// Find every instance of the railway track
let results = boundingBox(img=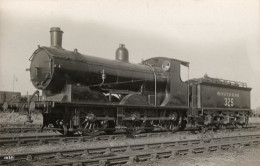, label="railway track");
[0,123,41,128]
[1,123,259,134]
[0,133,126,147]
[0,131,184,147]
[1,126,260,147]
[0,127,54,134]
[1,133,259,165]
